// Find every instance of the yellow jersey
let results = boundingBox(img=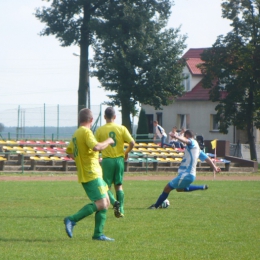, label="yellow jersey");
[66,126,102,183]
[95,123,133,158]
